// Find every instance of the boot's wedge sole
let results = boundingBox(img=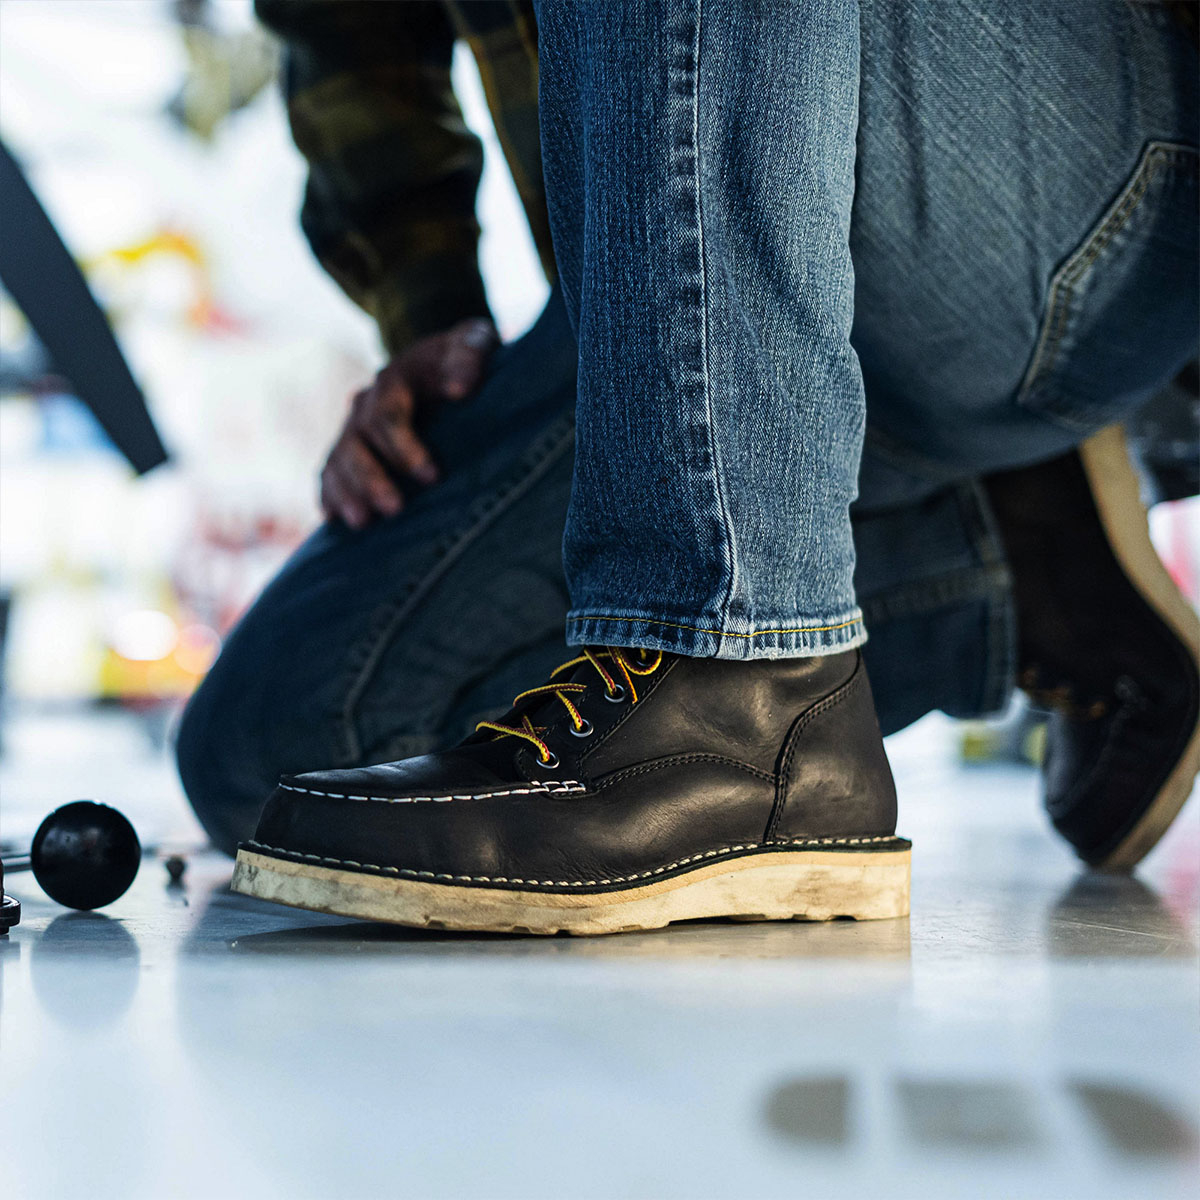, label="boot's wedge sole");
[1081,426,1200,869]
[232,843,911,936]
